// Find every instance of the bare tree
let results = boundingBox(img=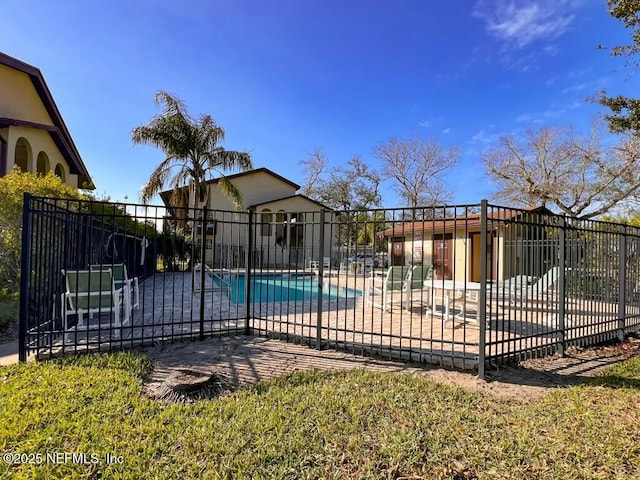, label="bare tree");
[300,148,326,197]
[310,156,381,211]
[300,152,382,249]
[483,124,640,218]
[374,135,459,208]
